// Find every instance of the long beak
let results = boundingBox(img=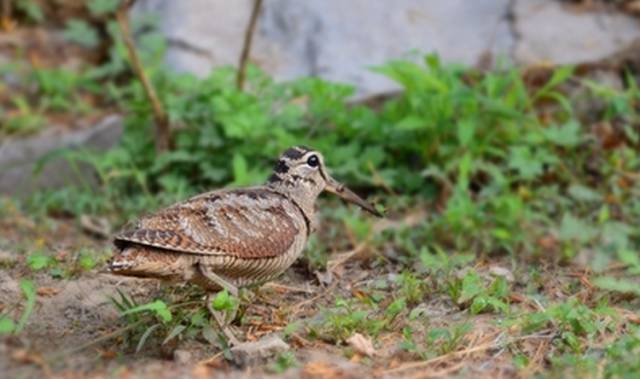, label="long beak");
[324,174,383,217]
